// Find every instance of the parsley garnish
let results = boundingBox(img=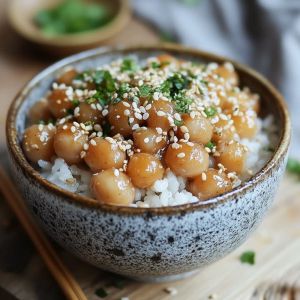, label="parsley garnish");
[121,58,138,72]
[204,106,217,117]
[151,61,161,69]
[72,99,80,106]
[95,287,108,298]
[102,122,111,137]
[287,158,300,175]
[173,93,193,113]
[240,251,255,265]
[205,141,215,150]
[139,84,153,98]
[174,119,183,126]
[86,91,107,106]
[160,73,191,98]
[92,70,115,92]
